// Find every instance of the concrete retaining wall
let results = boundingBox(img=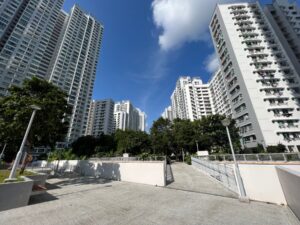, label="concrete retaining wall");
[0,177,33,211]
[238,164,287,205]
[34,160,166,186]
[238,164,300,205]
[276,166,300,220]
[191,157,300,205]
